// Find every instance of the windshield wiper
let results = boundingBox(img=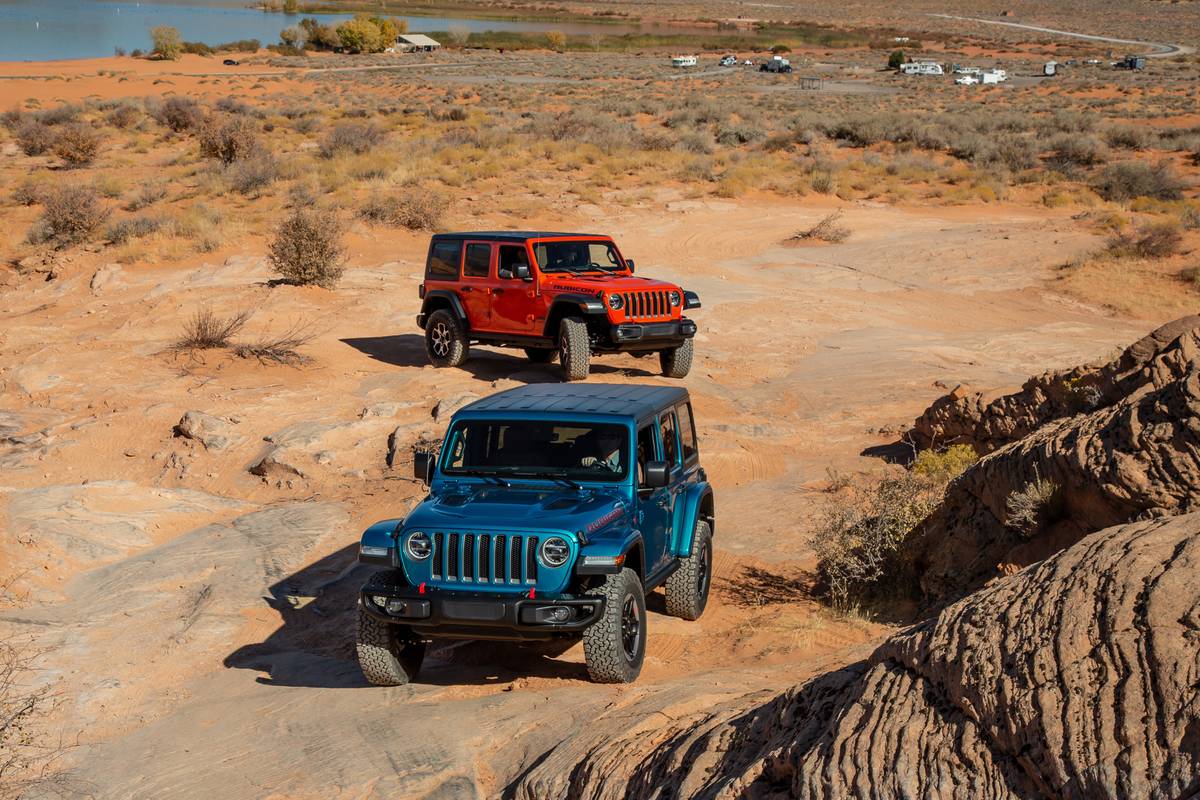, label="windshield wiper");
[511,471,582,490]
[456,469,511,487]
